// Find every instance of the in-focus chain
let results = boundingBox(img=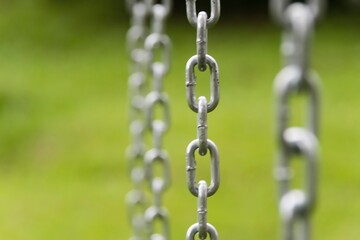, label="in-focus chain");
[126,1,172,239]
[270,0,326,240]
[184,1,221,239]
